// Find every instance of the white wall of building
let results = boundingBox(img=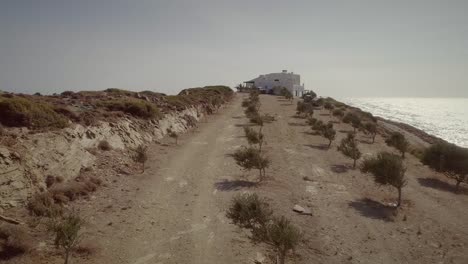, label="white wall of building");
[246,70,305,97]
